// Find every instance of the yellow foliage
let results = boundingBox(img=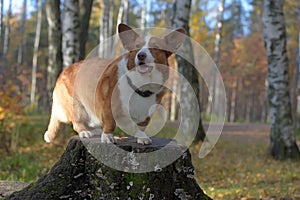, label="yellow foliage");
[0,74,27,153]
[0,112,5,120]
